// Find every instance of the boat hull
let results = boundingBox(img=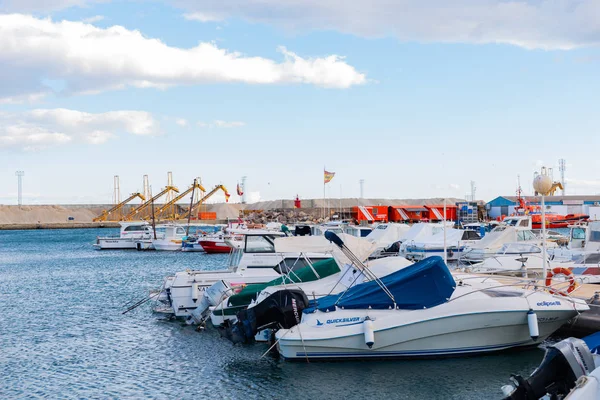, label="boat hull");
[200,240,231,253]
[94,238,138,250]
[276,294,586,360]
[153,239,182,251]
